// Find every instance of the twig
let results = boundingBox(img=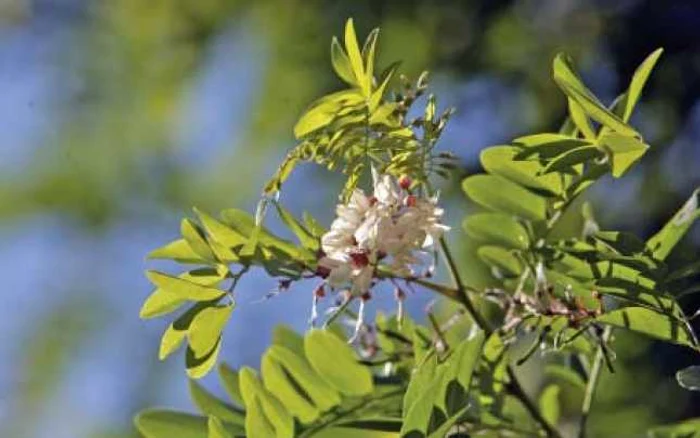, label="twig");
[578,326,612,438]
[438,237,563,438]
